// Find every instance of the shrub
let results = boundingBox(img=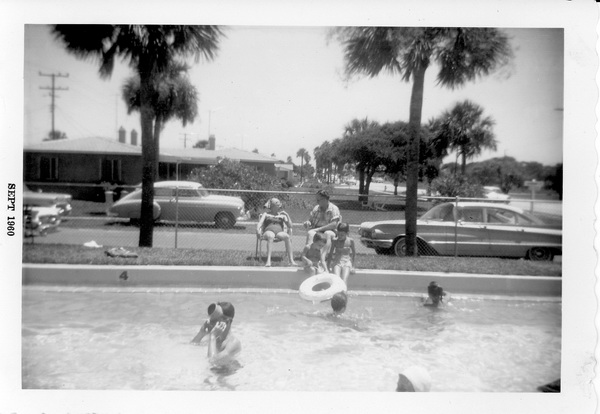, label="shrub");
[188,159,289,211]
[431,175,484,199]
